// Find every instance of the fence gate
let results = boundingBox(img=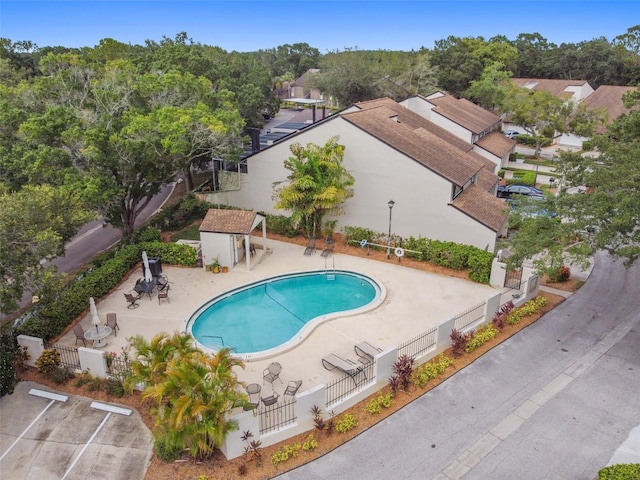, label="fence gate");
[504,269,523,289]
